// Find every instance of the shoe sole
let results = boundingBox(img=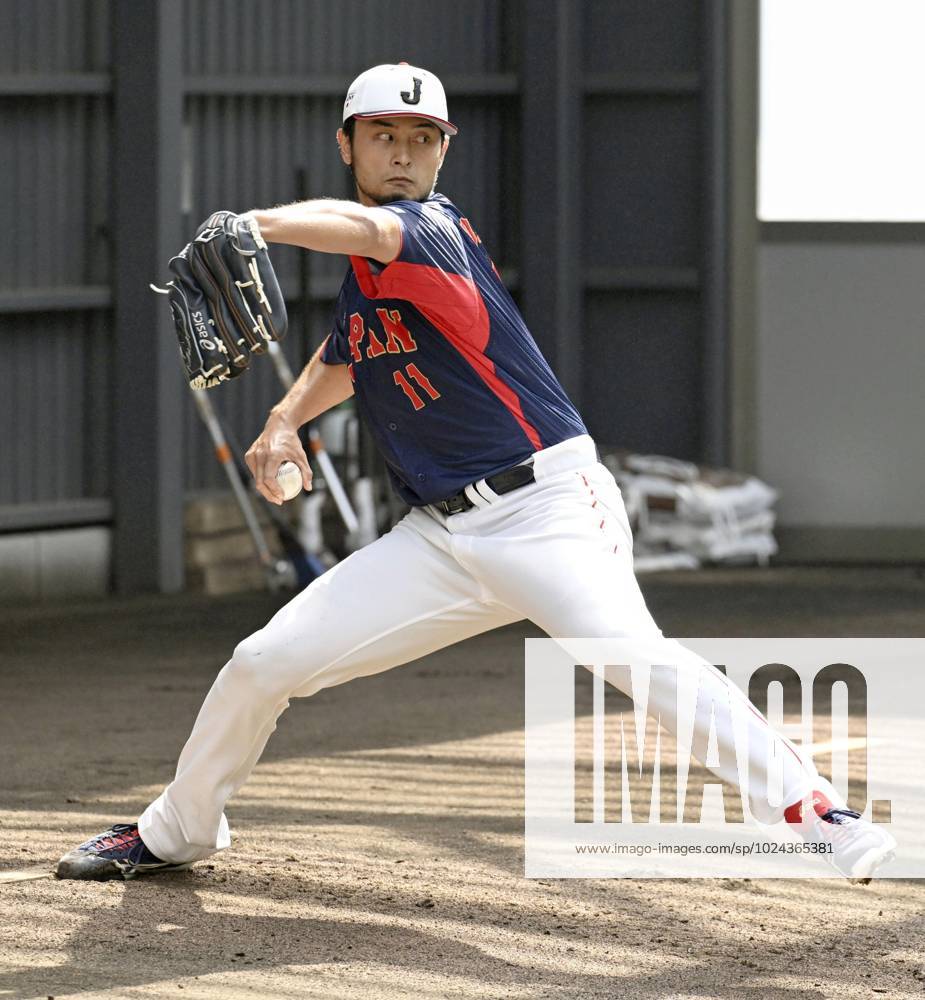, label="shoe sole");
[56,853,194,882]
[848,844,896,885]
[121,862,193,880]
